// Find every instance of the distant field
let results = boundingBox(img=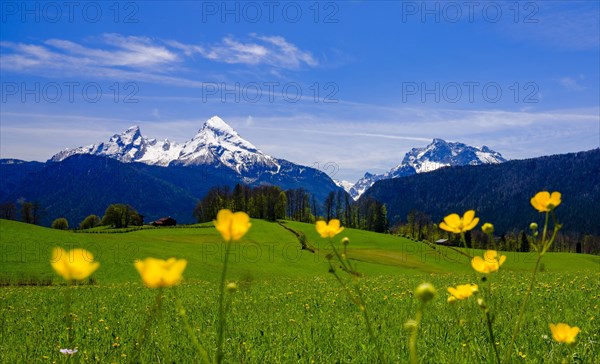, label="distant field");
[1,219,599,363]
